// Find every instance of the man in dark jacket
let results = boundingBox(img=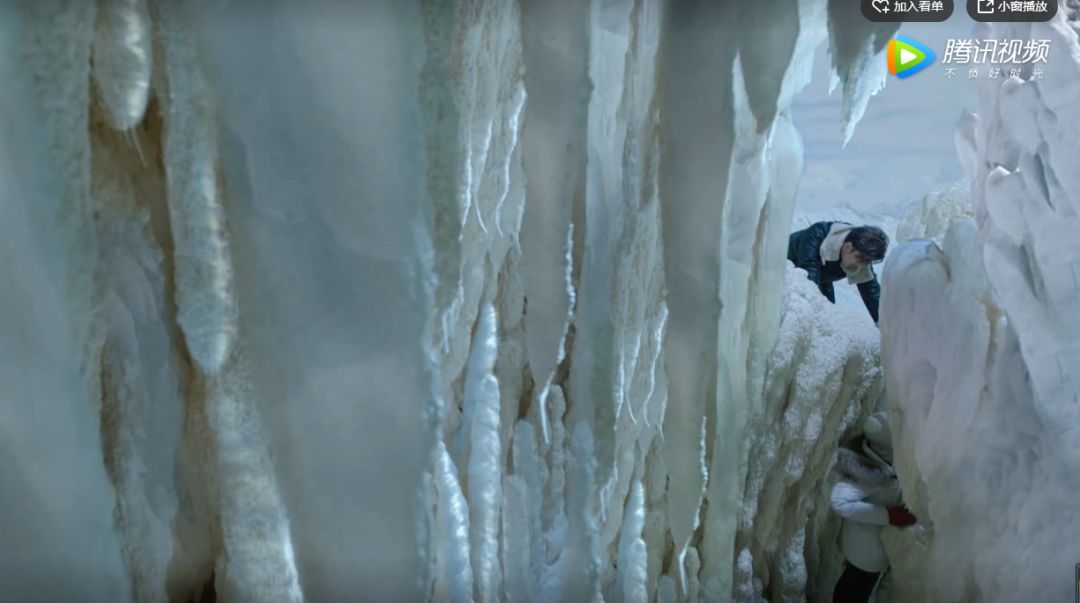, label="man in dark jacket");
[787,222,888,323]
